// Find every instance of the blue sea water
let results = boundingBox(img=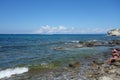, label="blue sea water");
[0,34,120,79]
